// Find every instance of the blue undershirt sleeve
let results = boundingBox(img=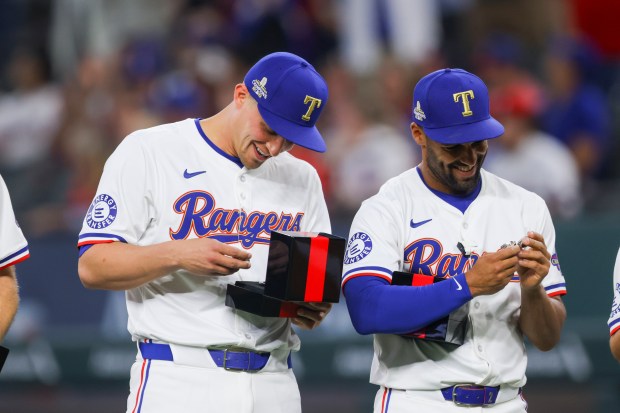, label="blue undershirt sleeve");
[343,273,473,335]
